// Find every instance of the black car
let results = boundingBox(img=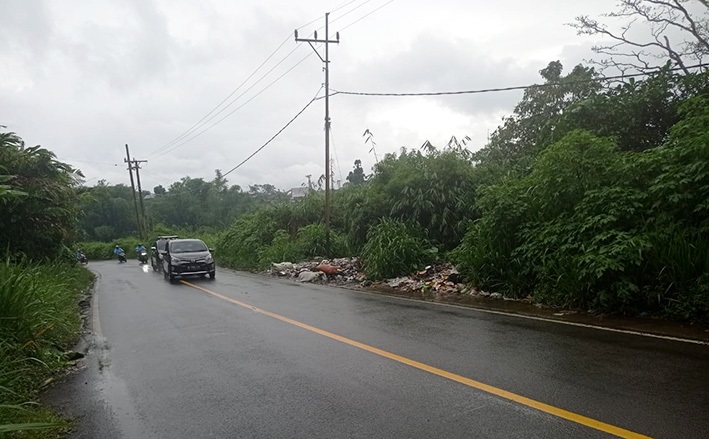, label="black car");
[161,238,215,282]
[151,235,179,272]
